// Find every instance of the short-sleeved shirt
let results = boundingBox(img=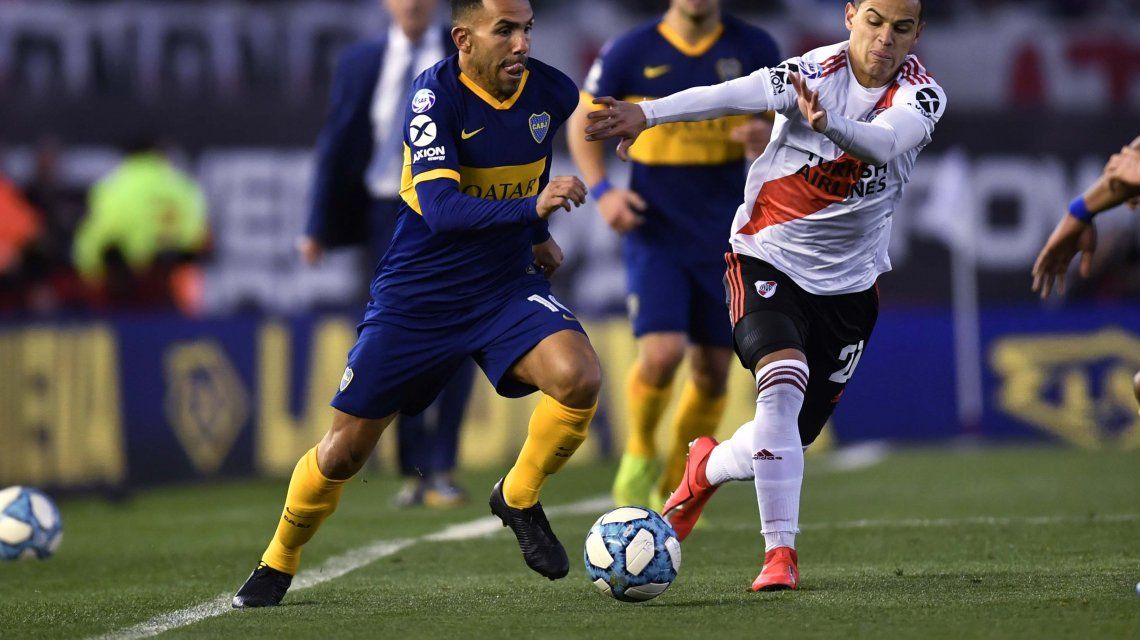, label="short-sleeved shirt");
[365,55,579,327]
[582,15,780,260]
